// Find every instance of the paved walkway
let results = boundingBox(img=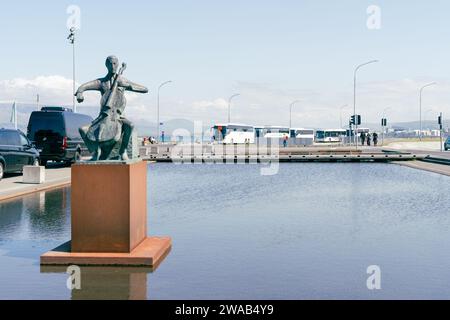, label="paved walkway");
[393,161,450,177]
[0,167,71,202]
[386,141,443,152]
